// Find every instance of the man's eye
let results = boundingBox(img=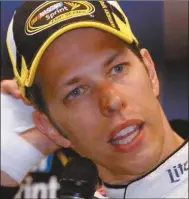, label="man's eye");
[66,87,85,100]
[110,64,126,75]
